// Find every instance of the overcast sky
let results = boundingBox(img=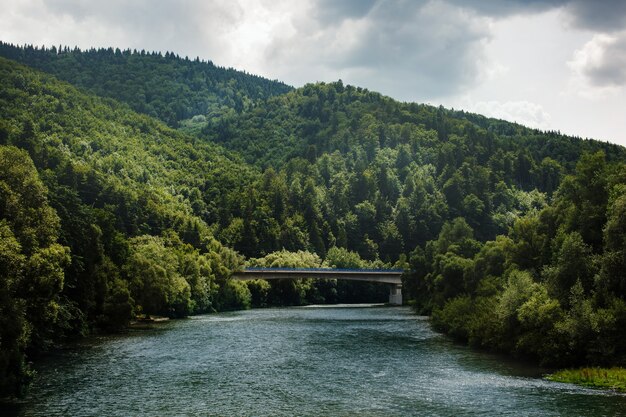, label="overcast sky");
[2,0,626,145]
